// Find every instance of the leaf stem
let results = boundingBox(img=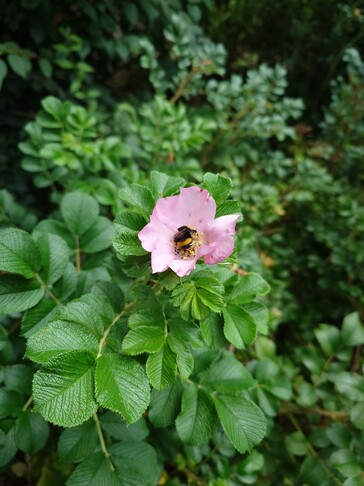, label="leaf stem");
[22,395,33,412]
[93,413,114,472]
[97,301,136,358]
[75,236,81,273]
[34,273,62,305]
